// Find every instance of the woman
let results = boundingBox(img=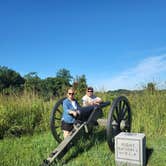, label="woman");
[61,87,80,138]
